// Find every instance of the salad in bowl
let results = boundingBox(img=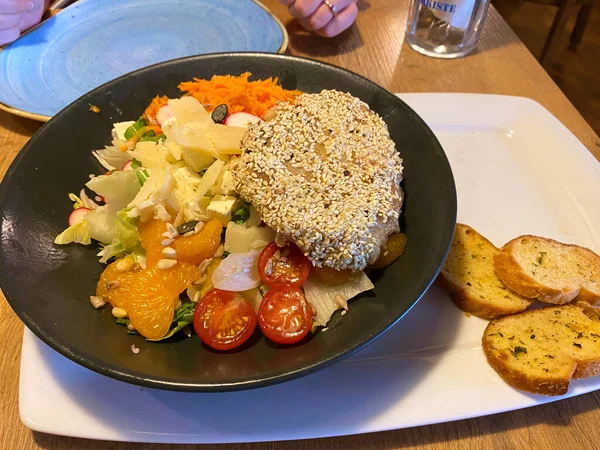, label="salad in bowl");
[55,72,406,351]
